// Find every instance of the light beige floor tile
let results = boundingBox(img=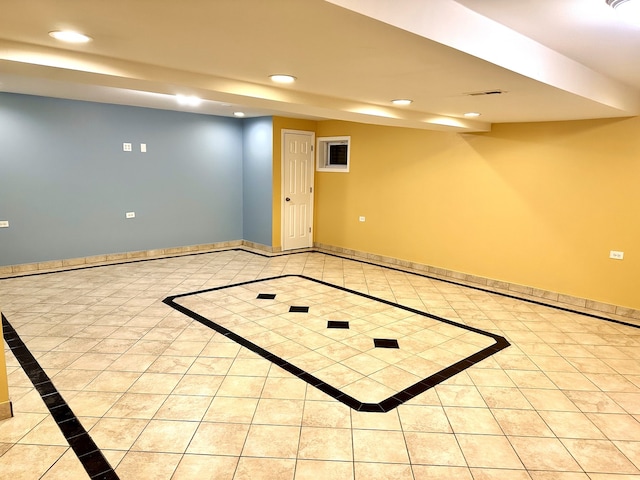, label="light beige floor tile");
[492,409,555,437]
[216,375,267,398]
[470,468,532,480]
[63,392,122,417]
[234,457,295,480]
[609,393,640,415]
[302,400,351,428]
[506,371,558,389]
[412,465,472,480]
[39,448,89,480]
[115,451,182,480]
[350,410,401,430]
[252,399,304,426]
[444,406,503,434]
[0,412,47,443]
[539,411,605,439]
[564,390,626,413]
[614,440,640,469]
[84,370,141,392]
[354,462,414,480]
[398,404,452,433]
[457,434,522,469]
[187,422,250,456]
[127,372,182,394]
[294,460,354,480]
[260,376,307,399]
[528,473,589,480]
[405,431,466,466]
[586,413,640,441]
[508,436,581,471]
[89,417,149,450]
[172,374,224,396]
[203,396,258,423]
[146,355,196,374]
[154,395,212,421]
[17,416,68,446]
[242,424,300,458]
[561,438,640,474]
[187,357,234,376]
[436,385,487,407]
[131,419,198,453]
[520,389,579,412]
[171,454,238,480]
[468,368,517,387]
[104,353,157,372]
[0,444,67,479]
[352,429,410,463]
[298,426,352,461]
[104,392,167,419]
